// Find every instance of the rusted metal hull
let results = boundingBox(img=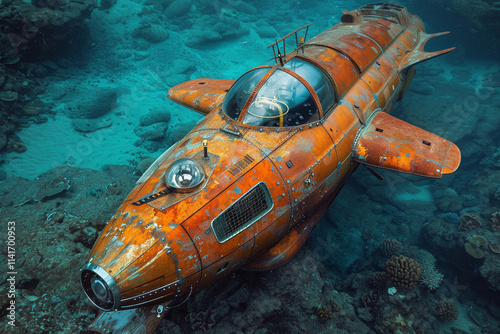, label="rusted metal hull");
[83,3,460,333]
